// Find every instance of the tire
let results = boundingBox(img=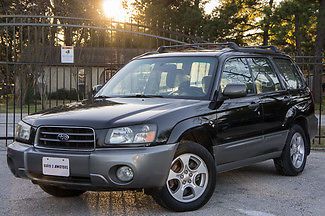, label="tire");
[39,184,86,197]
[274,124,307,176]
[152,142,216,212]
